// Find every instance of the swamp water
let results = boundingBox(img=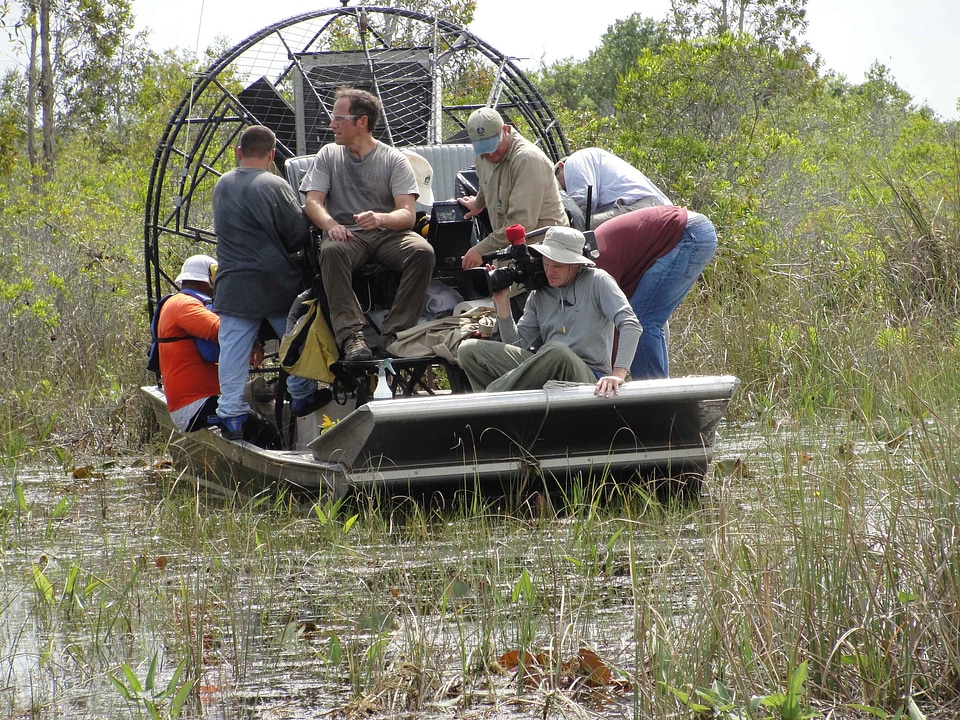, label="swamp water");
[2,415,958,719]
